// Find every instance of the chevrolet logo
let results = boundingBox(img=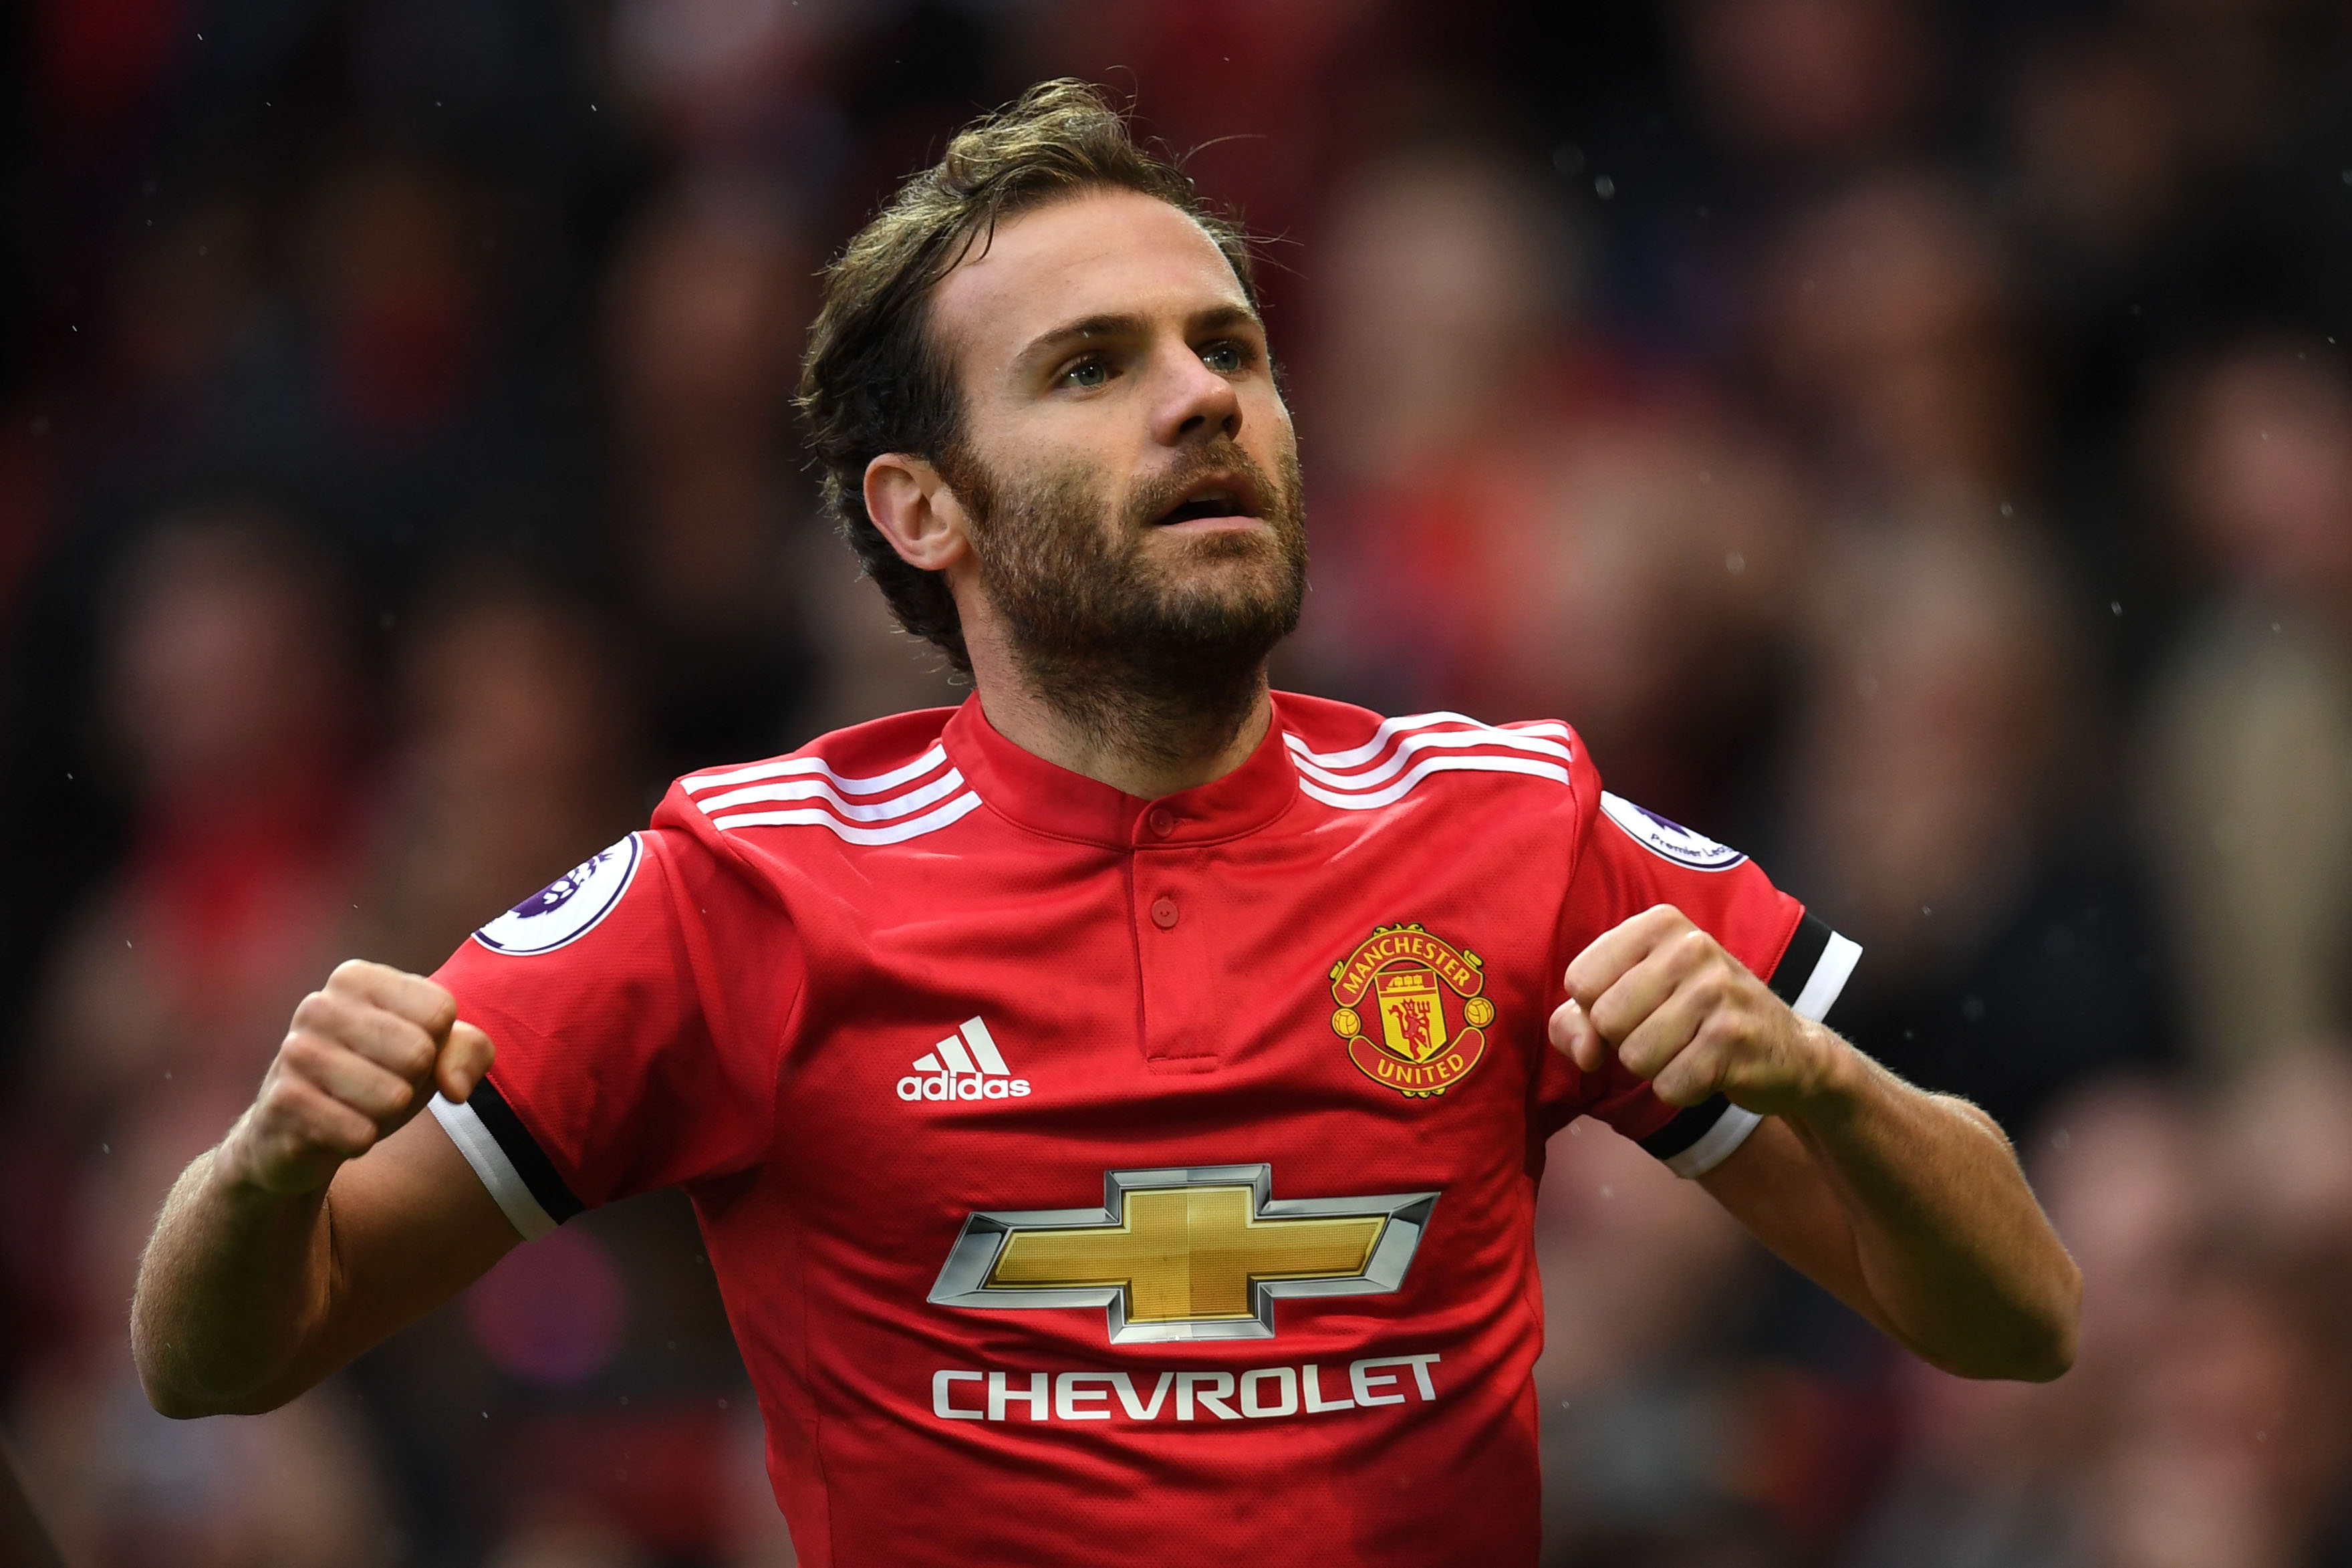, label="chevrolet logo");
[928,1165,1439,1343]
